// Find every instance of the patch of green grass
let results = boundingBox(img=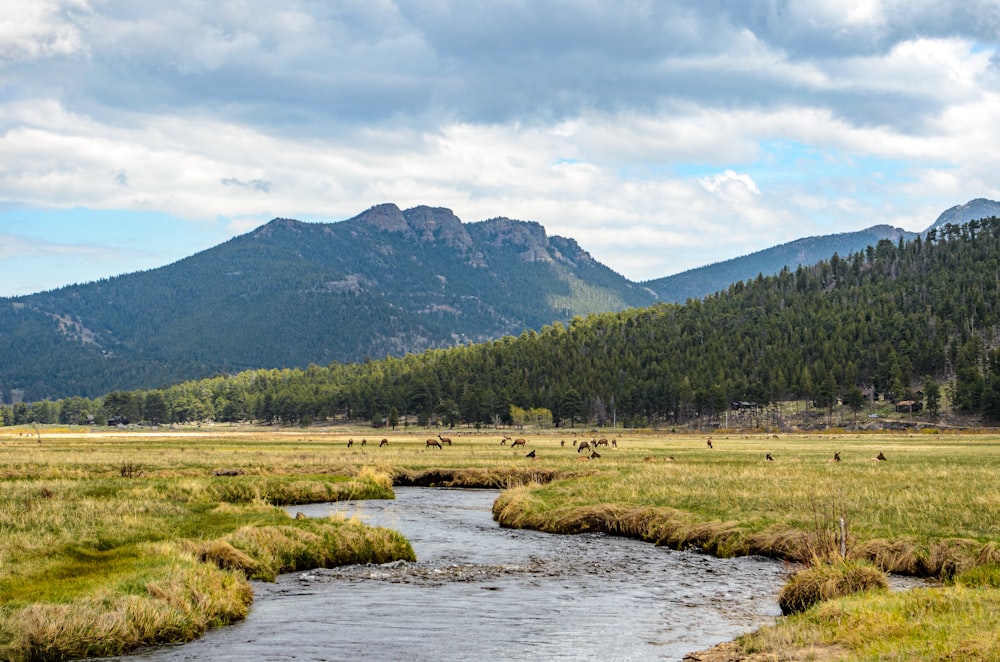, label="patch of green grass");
[738,584,1000,660]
